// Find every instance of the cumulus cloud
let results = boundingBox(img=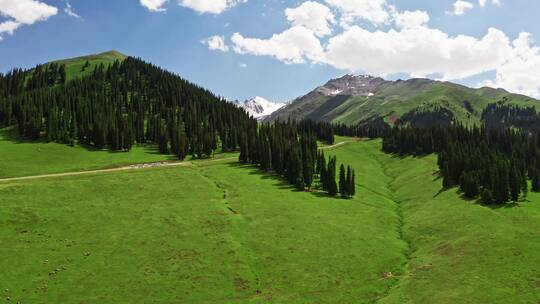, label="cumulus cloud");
[325,0,389,26]
[323,27,511,79]
[179,0,247,14]
[211,0,537,97]
[450,1,475,15]
[285,1,335,37]
[139,0,167,12]
[393,10,429,29]
[0,0,58,39]
[480,33,540,97]
[231,26,323,64]
[202,35,229,52]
